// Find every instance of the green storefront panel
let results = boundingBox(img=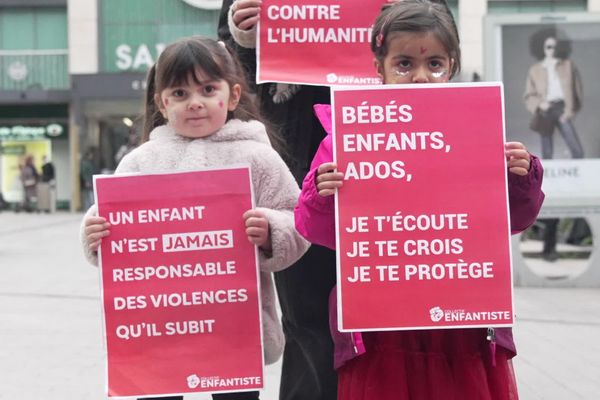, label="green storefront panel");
[0,8,68,90]
[100,0,220,72]
[0,8,67,50]
[36,10,68,50]
[1,10,35,50]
